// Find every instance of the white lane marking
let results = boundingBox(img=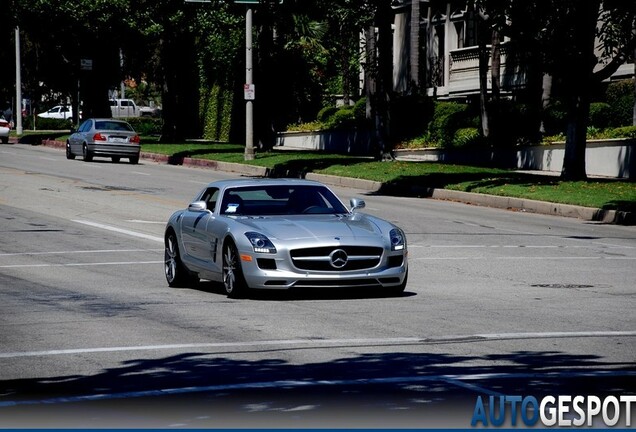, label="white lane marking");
[410,256,636,261]
[189,180,209,185]
[0,261,162,269]
[1,331,634,359]
[126,219,165,224]
[409,244,633,249]
[131,171,150,176]
[0,248,162,257]
[72,220,163,243]
[1,370,634,408]
[38,156,57,161]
